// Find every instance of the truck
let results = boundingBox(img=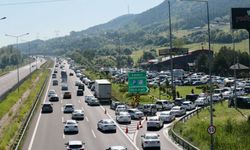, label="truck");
[94,79,111,103]
[61,69,67,83]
